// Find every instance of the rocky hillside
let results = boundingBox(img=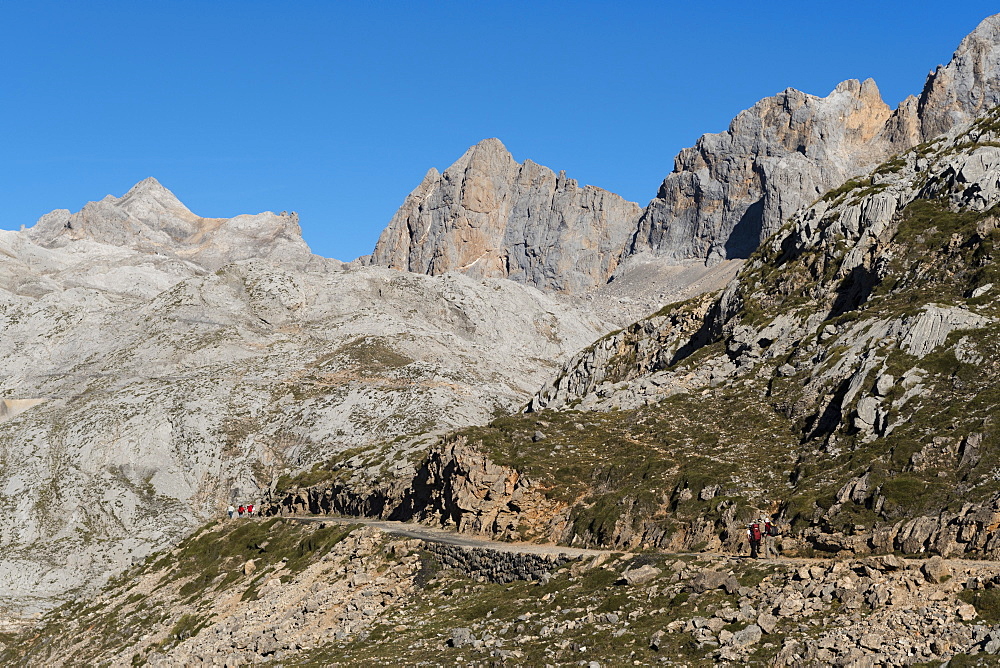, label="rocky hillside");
[522,104,1000,556]
[0,181,611,617]
[7,516,1000,666]
[371,14,1000,294]
[272,102,1000,567]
